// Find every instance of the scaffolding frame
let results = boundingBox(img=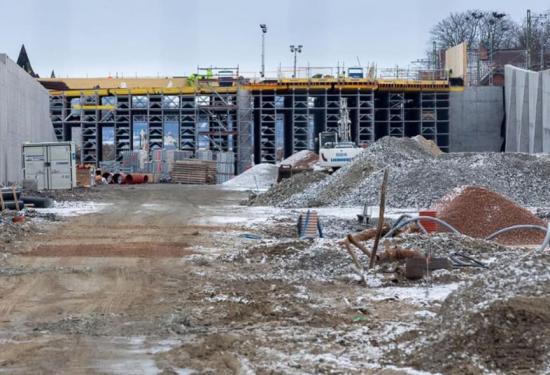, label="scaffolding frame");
[48,82,451,169]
